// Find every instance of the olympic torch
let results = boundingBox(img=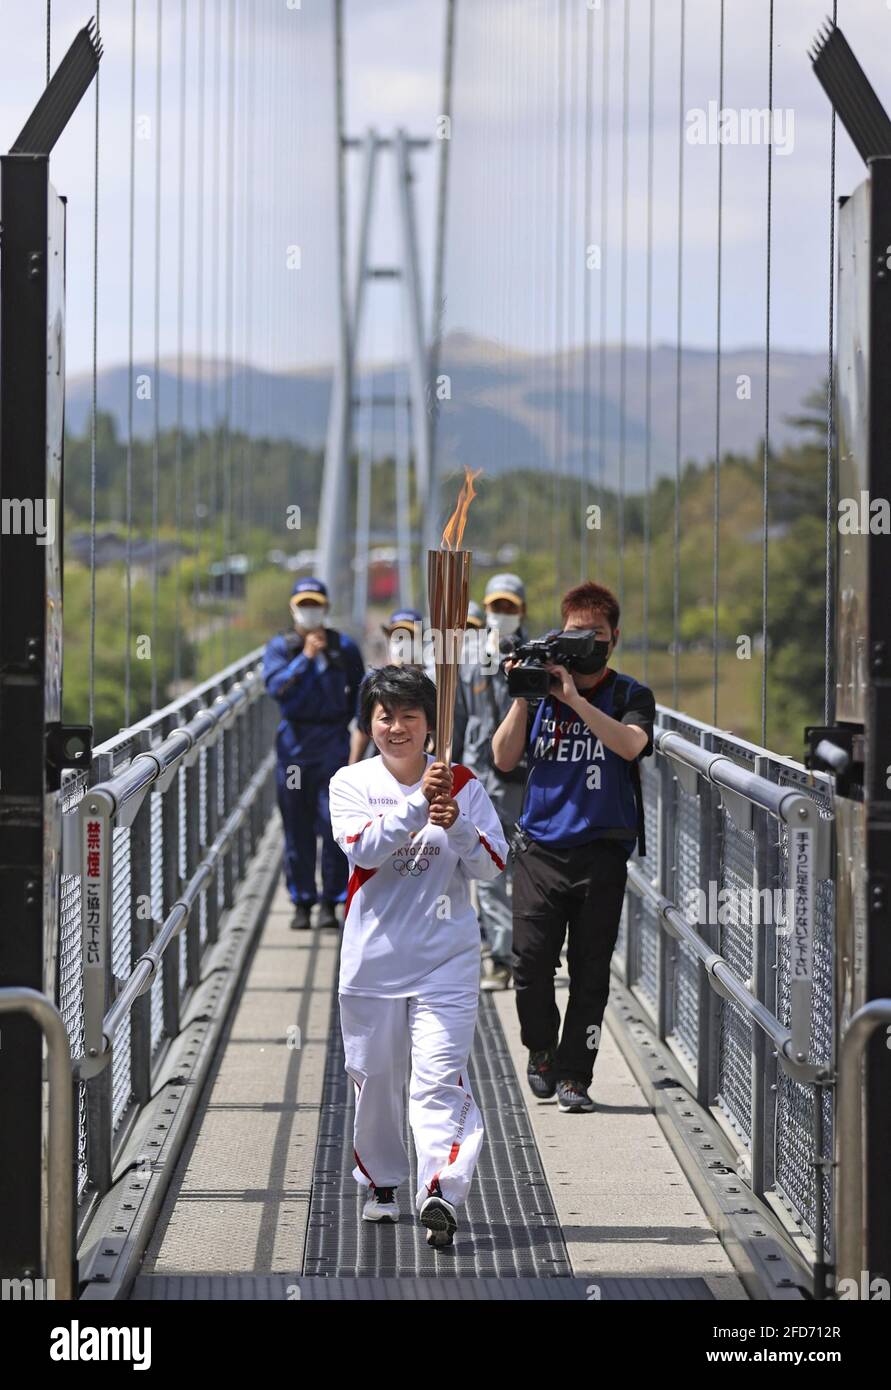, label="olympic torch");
[426,467,481,766]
